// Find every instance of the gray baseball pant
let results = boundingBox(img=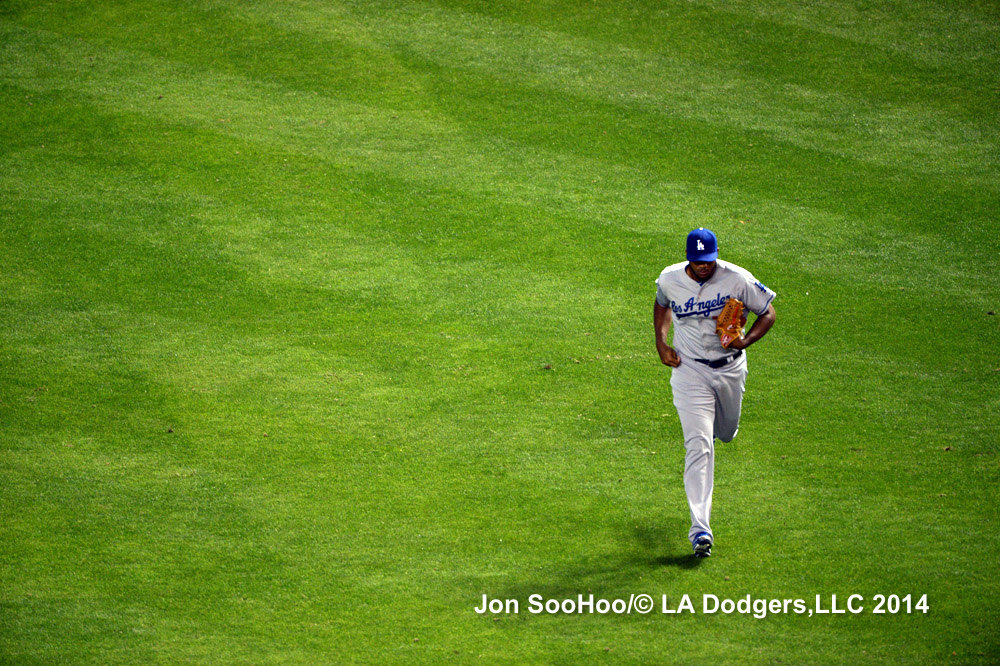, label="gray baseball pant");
[670,352,748,544]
